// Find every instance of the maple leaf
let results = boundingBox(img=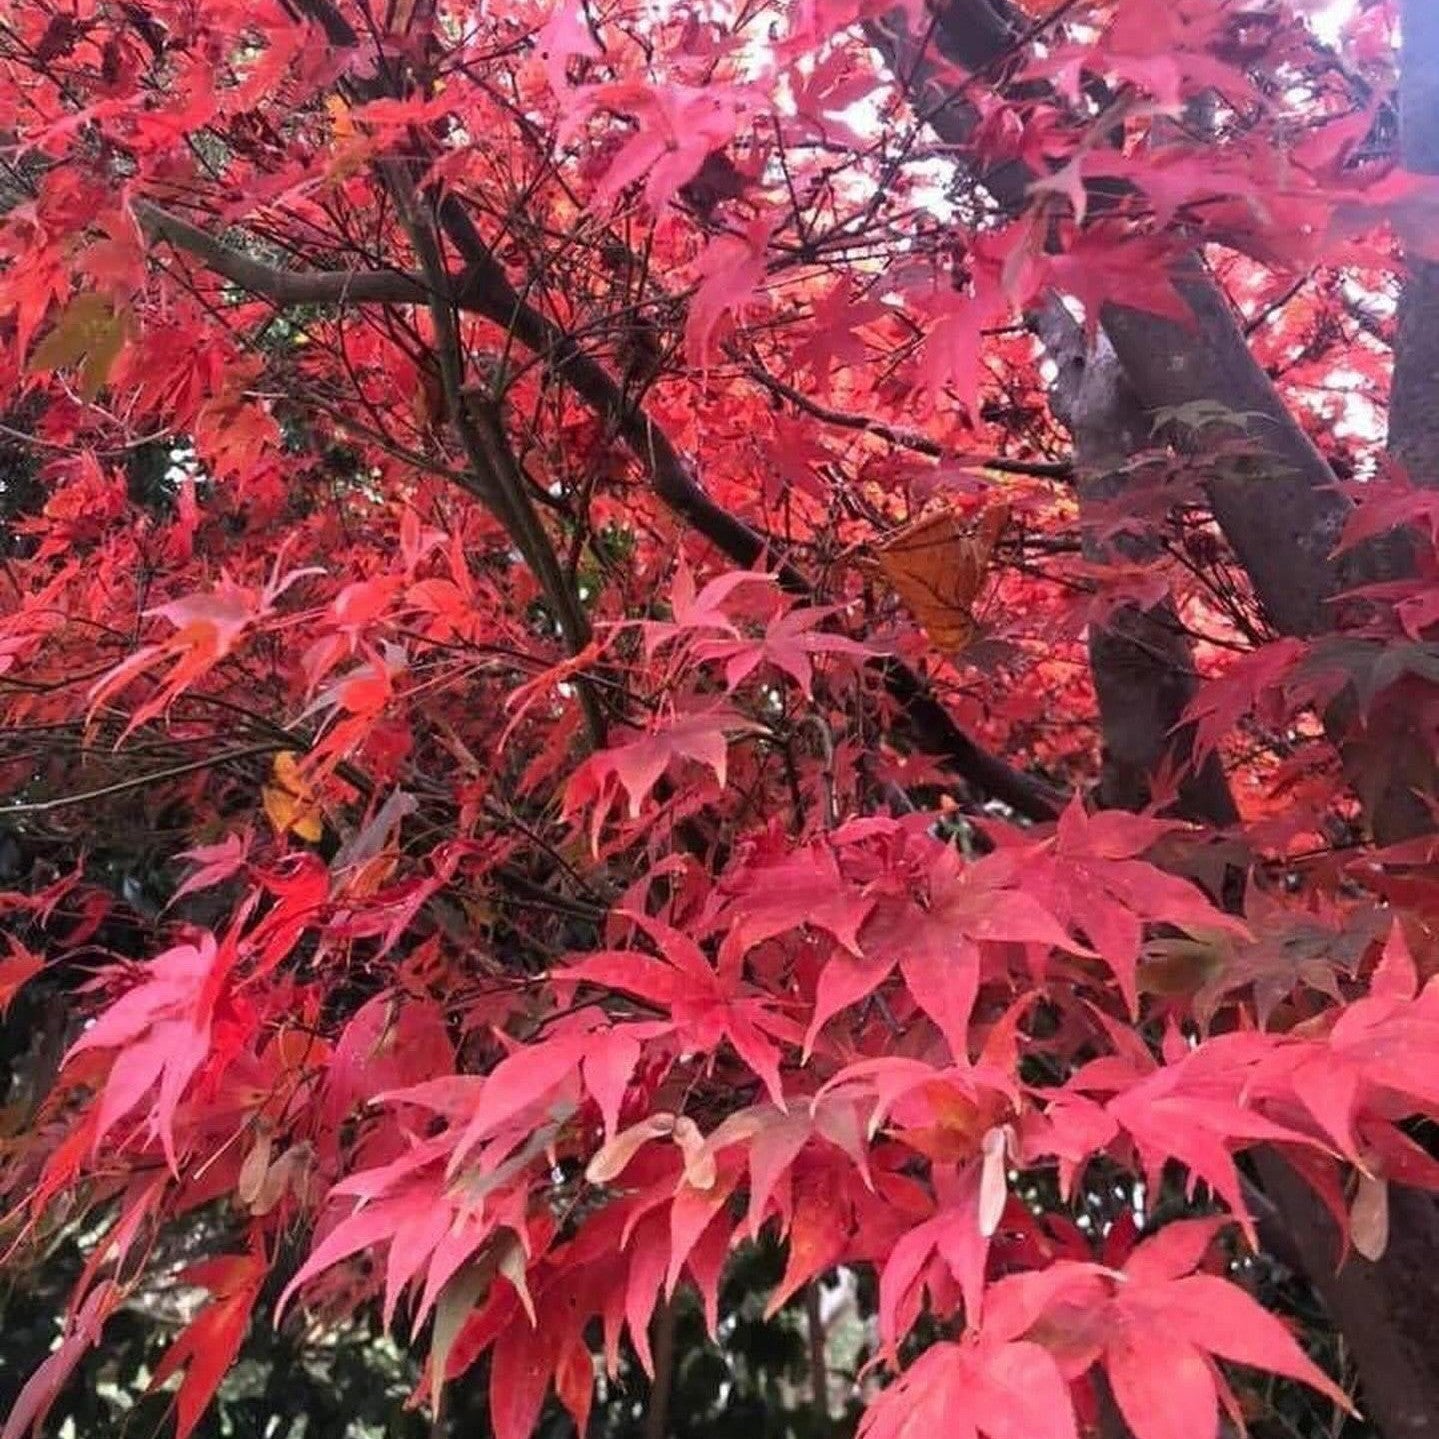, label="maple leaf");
[487,1303,562,1439]
[570,78,755,213]
[876,1161,994,1345]
[1097,1034,1328,1237]
[88,547,320,737]
[151,1249,267,1439]
[685,217,775,365]
[762,414,833,503]
[991,799,1249,1014]
[26,290,134,399]
[447,1029,596,1172]
[871,504,1010,654]
[640,563,772,659]
[563,704,766,840]
[0,937,43,1017]
[66,933,233,1173]
[913,280,1006,416]
[697,1098,870,1238]
[323,992,455,1128]
[2,1283,119,1439]
[1258,926,1439,1165]
[904,224,1041,413]
[791,280,886,388]
[535,0,603,93]
[766,1167,851,1315]
[1099,1221,1350,1439]
[582,1026,654,1141]
[261,750,325,841]
[168,832,252,909]
[815,845,1074,1058]
[1043,228,1192,337]
[1184,638,1309,765]
[566,917,798,1104]
[716,839,875,958]
[863,1250,1081,1439]
[1336,472,1439,552]
[1176,893,1384,1028]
